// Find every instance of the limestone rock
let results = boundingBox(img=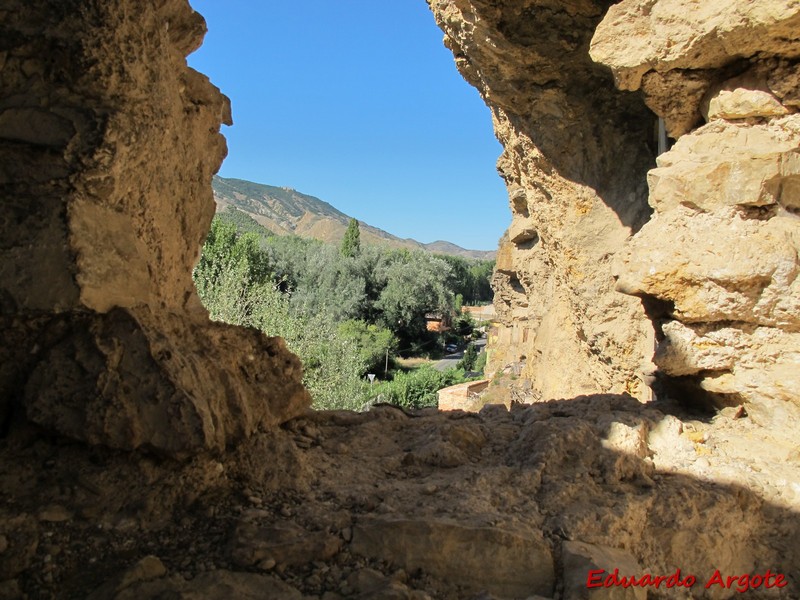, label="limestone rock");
[351,517,555,598]
[22,308,309,456]
[429,0,657,402]
[590,0,800,91]
[433,0,800,416]
[562,541,646,600]
[0,580,21,600]
[766,59,800,109]
[704,84,790,121]
[614,113,800,420]
[37,505,73,523]
[87,555,167,600]
[591,0,800,136]
[618,208,800,327]
[345,568,432,599]
[644,117,800,214]
[0,0,310,453]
